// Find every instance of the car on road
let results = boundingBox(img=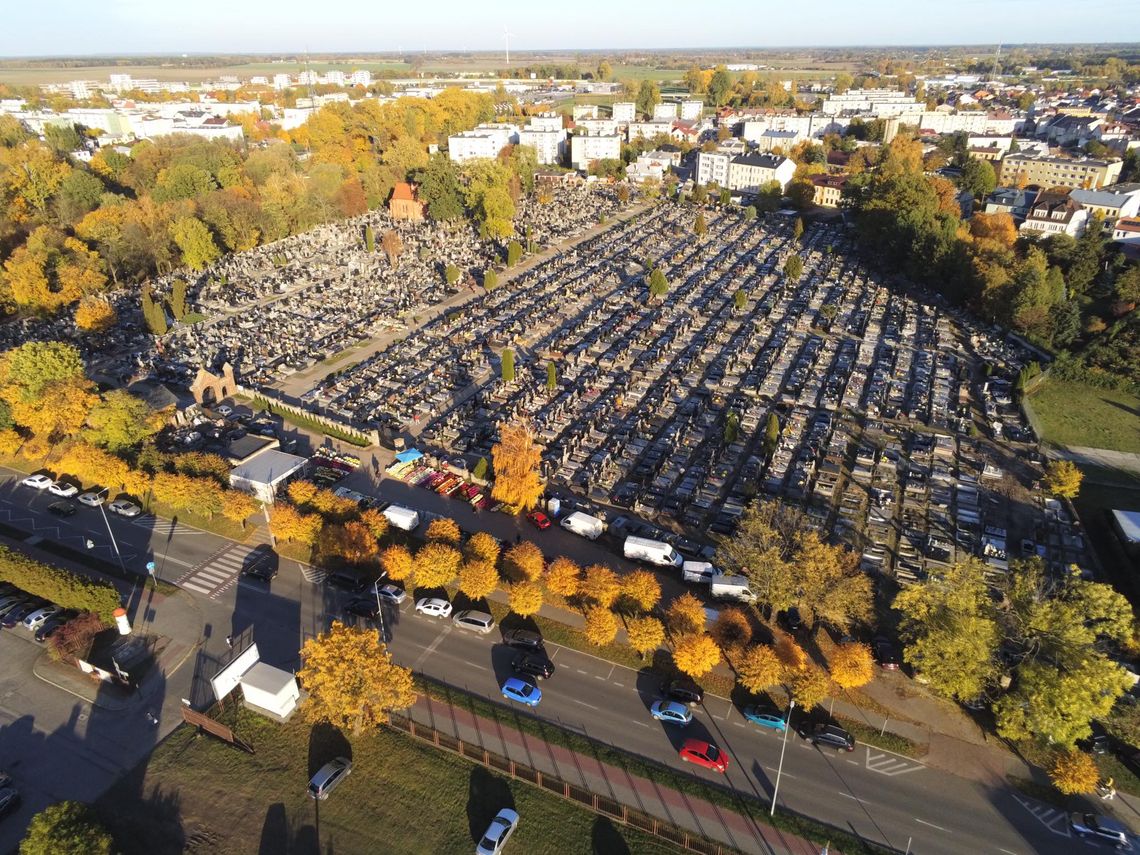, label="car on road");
[307,757,351,800]
[240,545,279,582]
[47,481,79,498]
[454,610,496,634]
[20,474,53,490]
[0,787,20,819]
[661,678,704,707]
[502,628,544,652]
[476,808,519,855]
[806,723,855,751]
[2,602,45,629]
[742,705,787,733]
[375,584,406,605]
[324,569,368,593]
[415,597,452,618]
[500,677,541,707]
[678,738,728,773]
[511,653,555,680]
[1069,813,1131,849]
[650,700,692,726]
[77,491,105,507]
[344,598,381,620]
[21,606,60,631]
[526,510,552,531]
[873,636,902,670]
[108,499,141,518]
[46,501,77,517]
